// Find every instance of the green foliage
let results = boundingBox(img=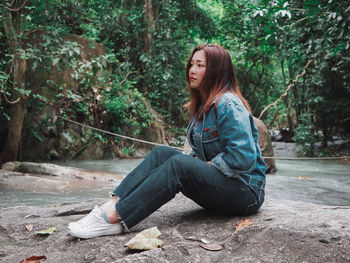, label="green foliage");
[293,113,321,156]
[101,73,158,137]
[1,0,349,159]
[215,0,350,155]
